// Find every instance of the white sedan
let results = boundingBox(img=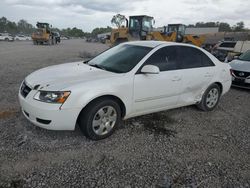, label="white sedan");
[15,35,32,41]
[19,41,231,140]
[0,33,14,41]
